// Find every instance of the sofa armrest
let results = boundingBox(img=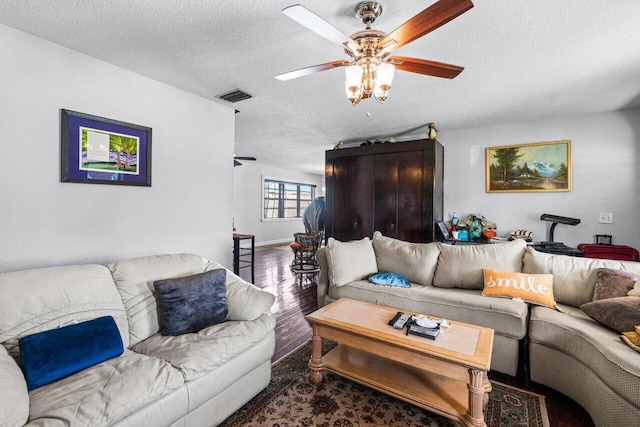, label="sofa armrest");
[205,262,276,321]
[317,247,330,308]
[0,345,29,427]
